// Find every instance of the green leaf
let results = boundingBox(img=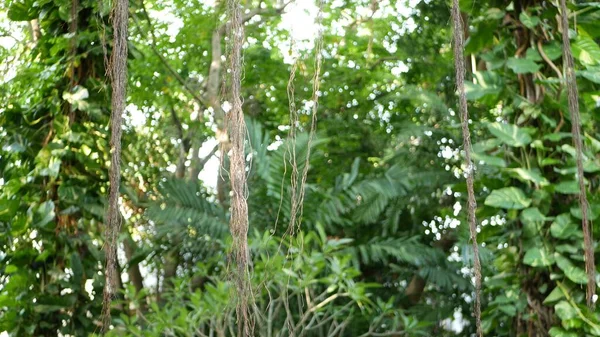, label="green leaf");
[507,57,542,74]
[520,207,546,226]
[485,187,531,209]
[550,214,580,239]
[282,268,299,278]
[543,132,571,142]
[507,168,549,186]
[10,216,28,236]
[62,86,90,111]
[32,201,55,229]
[560,144,586,160]
[70,253,83,290]
[485,8,505,20]
[519,12,540,29]
[543,287,565,304]
[570,203,600,220]
[497,304,517,317]
[38,157,61,179]
[487,123,532,147]
[554,181,580,194]
[542,41,562,61]
[526,48,542,62]
[572,36,600,66]
[472,152,506,167]
[465,82,499,101]
[472,139,503,152]
[556,244,579,255]
[465,22,498,54]
[523,246,554,267]
[33,305,65,313]
[7,0,39,21]
[554,301,578,321]
[58,185,86,203]
[549,327,578,337]
[0,198,19,222]
[578,68,600,83]
[555,254,588,284]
